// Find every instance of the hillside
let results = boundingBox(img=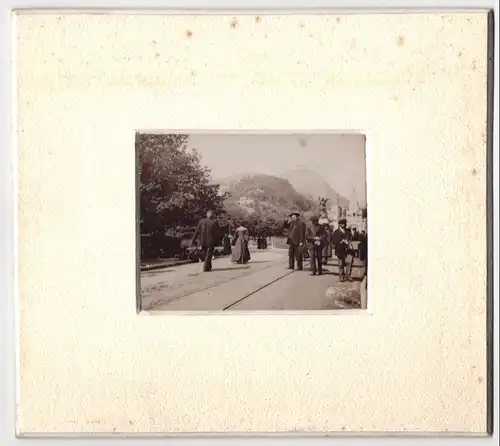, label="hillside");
[279,167,350,208]
[215,173,252,194]
[218,173,317,222]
